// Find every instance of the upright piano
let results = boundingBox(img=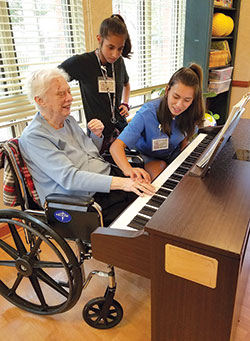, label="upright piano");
[91,94,250,341]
